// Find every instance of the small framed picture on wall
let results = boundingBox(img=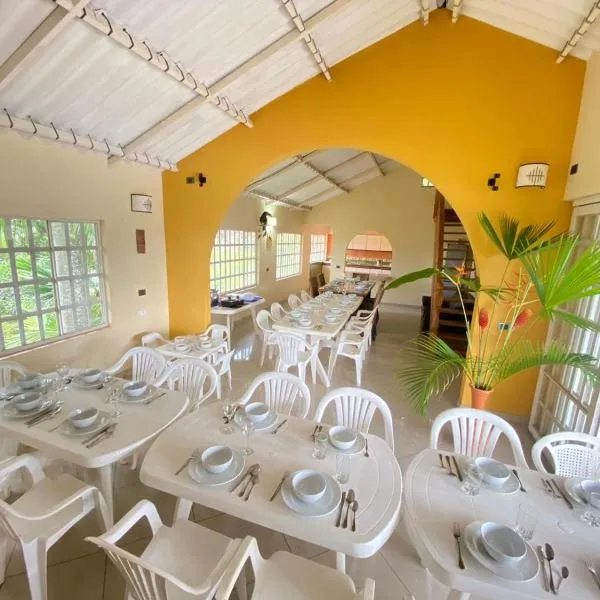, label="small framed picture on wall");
[131,194,153,213]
